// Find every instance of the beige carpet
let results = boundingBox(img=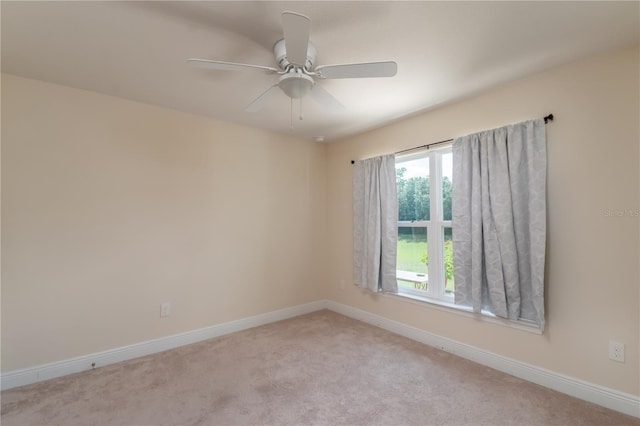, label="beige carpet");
[1,310,638,425]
